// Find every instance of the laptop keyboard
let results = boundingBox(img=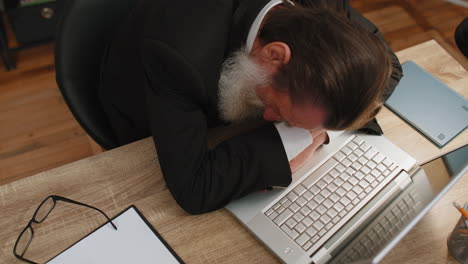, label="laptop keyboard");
[264,136,399,254]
